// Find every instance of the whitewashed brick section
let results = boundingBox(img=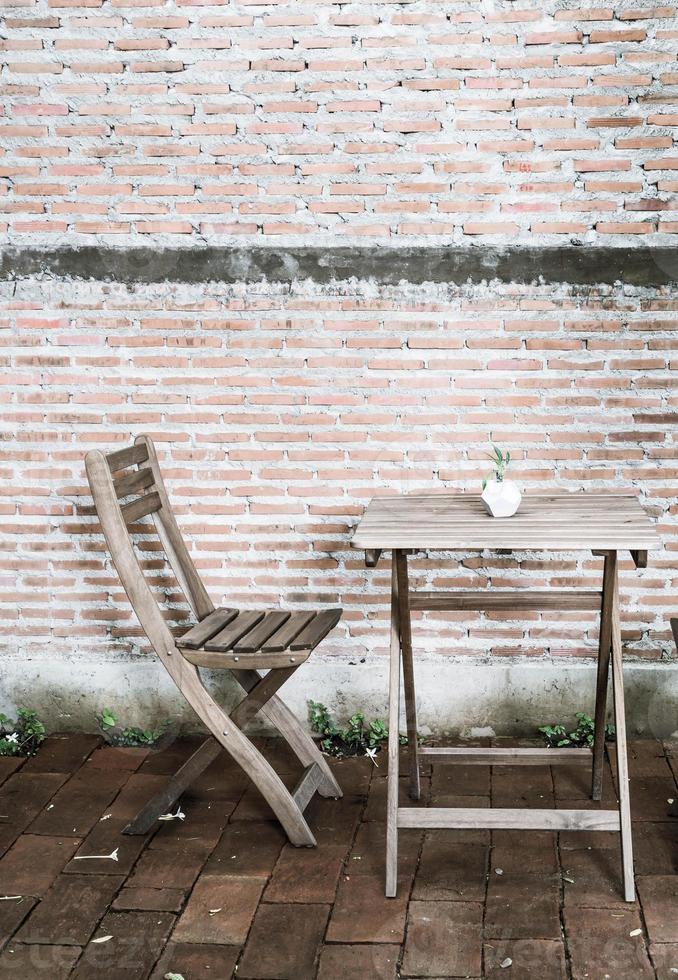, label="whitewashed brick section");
[0,0,677,245]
